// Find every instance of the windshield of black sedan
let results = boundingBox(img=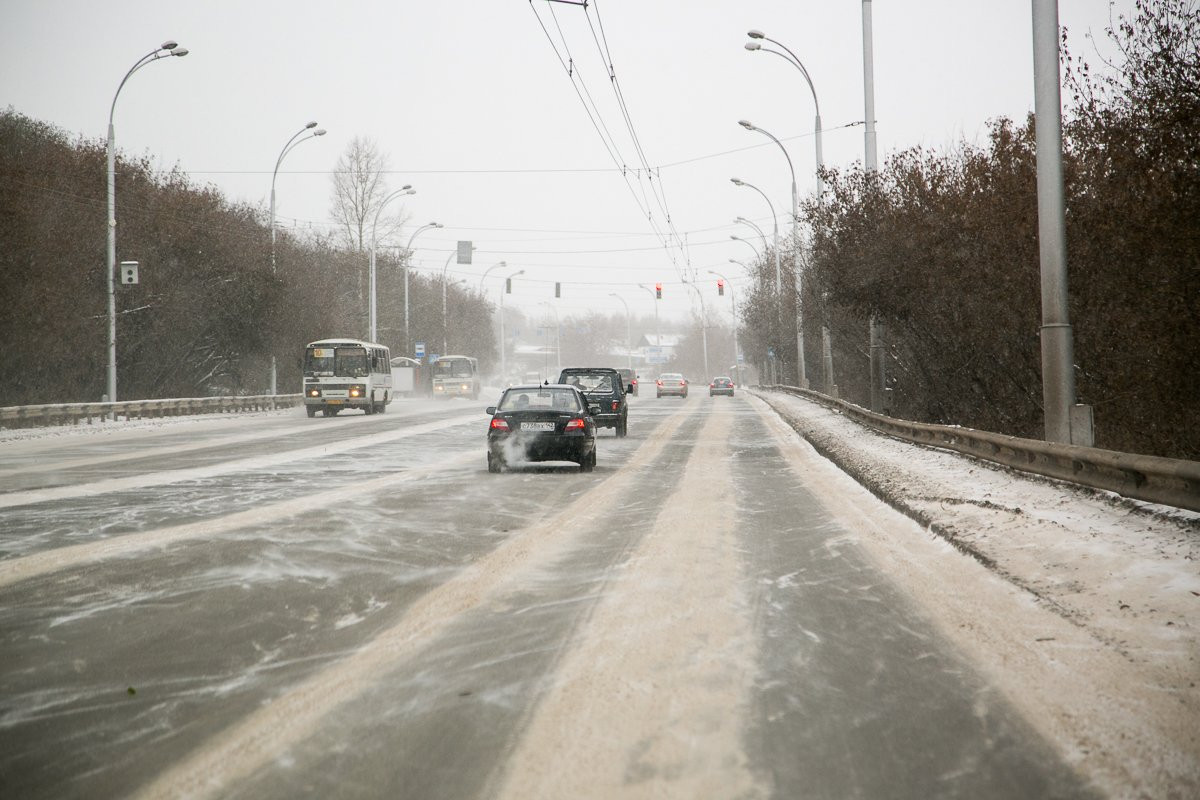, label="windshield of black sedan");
[498,389,582,412]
